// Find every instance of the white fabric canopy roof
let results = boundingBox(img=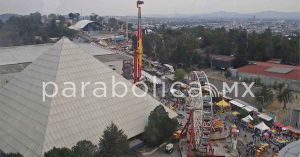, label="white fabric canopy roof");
[243,105,258,112]
[229,99,246,108]
[254,122,270,132]
[258,113,273,121]
[242,115,254,123]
